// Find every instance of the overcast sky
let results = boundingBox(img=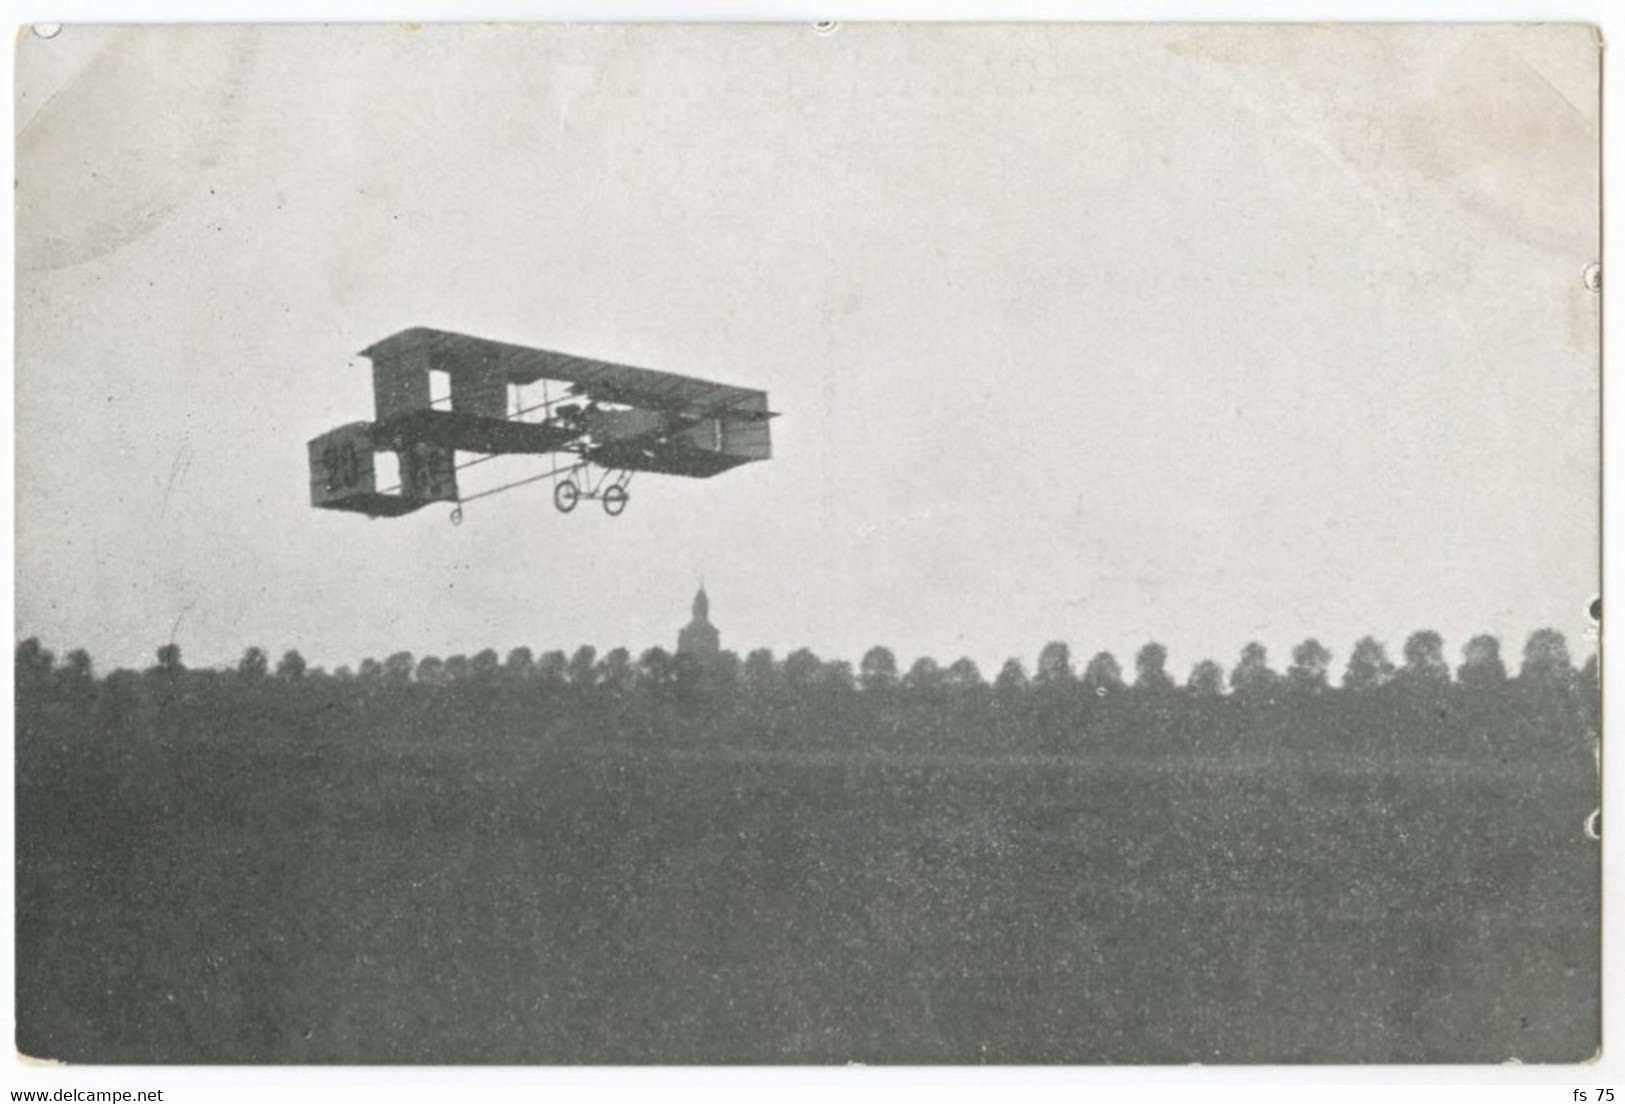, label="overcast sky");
[15,22,1599,678]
